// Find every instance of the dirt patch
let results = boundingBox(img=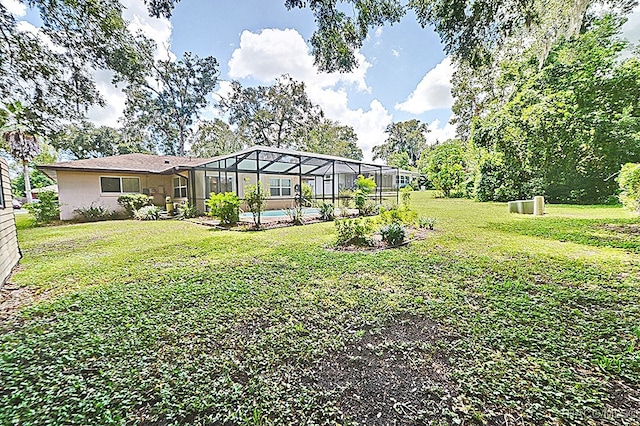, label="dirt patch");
[598,223,640,236]
[305,315,459,425]
[0,283,46,324]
